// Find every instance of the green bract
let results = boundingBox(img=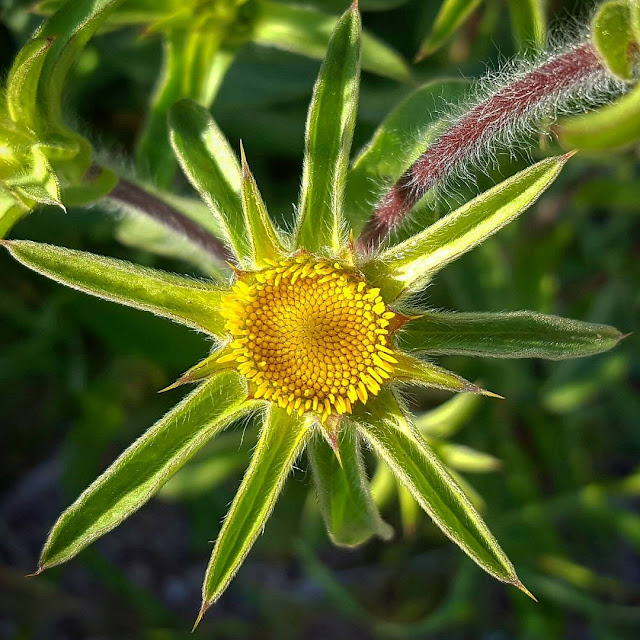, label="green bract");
[2,3,625,627]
